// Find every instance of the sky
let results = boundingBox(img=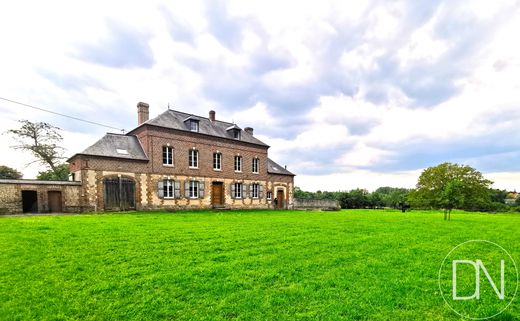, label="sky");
[1,0,520,192]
